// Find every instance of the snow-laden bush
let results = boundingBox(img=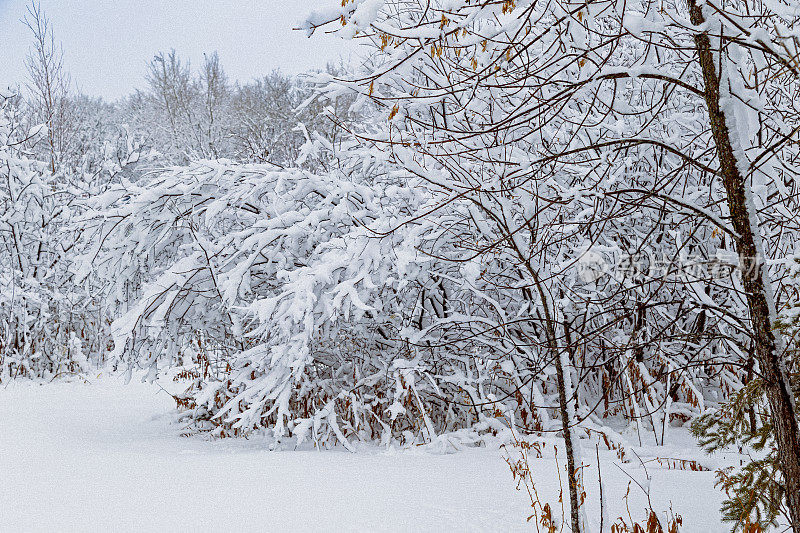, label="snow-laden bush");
[0,92,91,379]
[0,89,143,381]
[88,154,520,445]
